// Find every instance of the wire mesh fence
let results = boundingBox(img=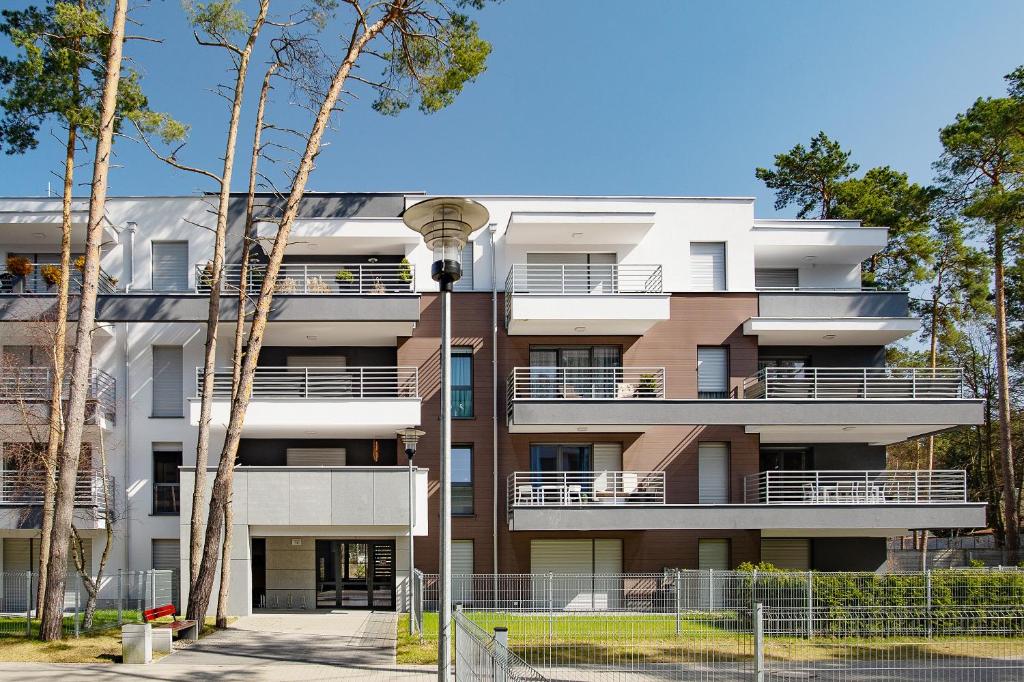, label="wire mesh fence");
[419,570,1024,680]
[454,607,550,681]
[0,569,172,638]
